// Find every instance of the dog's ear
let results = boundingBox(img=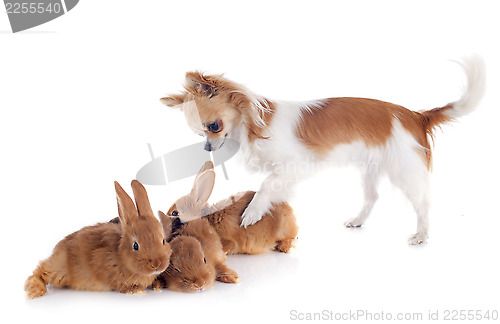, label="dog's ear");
[160,93,187,108]
[185,71,220,98]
